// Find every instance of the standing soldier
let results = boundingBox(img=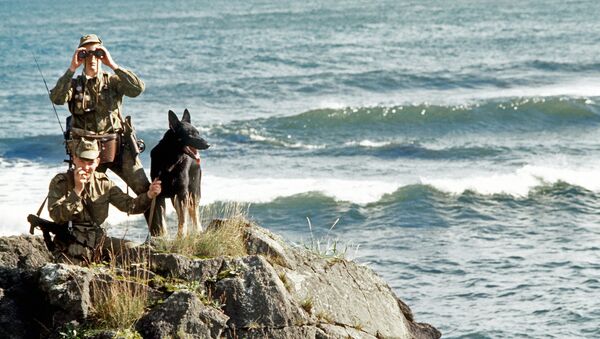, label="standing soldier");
[49,34,164,236]
[48,138,161,264]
